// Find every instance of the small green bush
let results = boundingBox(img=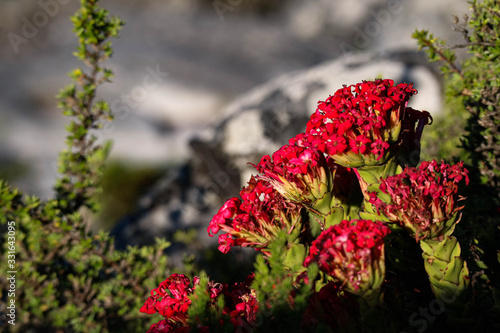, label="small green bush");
[0,1,171,331]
